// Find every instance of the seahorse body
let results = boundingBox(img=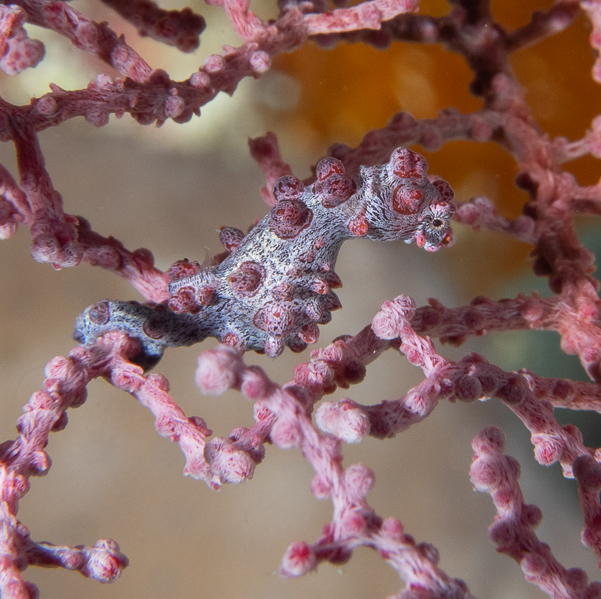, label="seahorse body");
[74,147,455,368]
